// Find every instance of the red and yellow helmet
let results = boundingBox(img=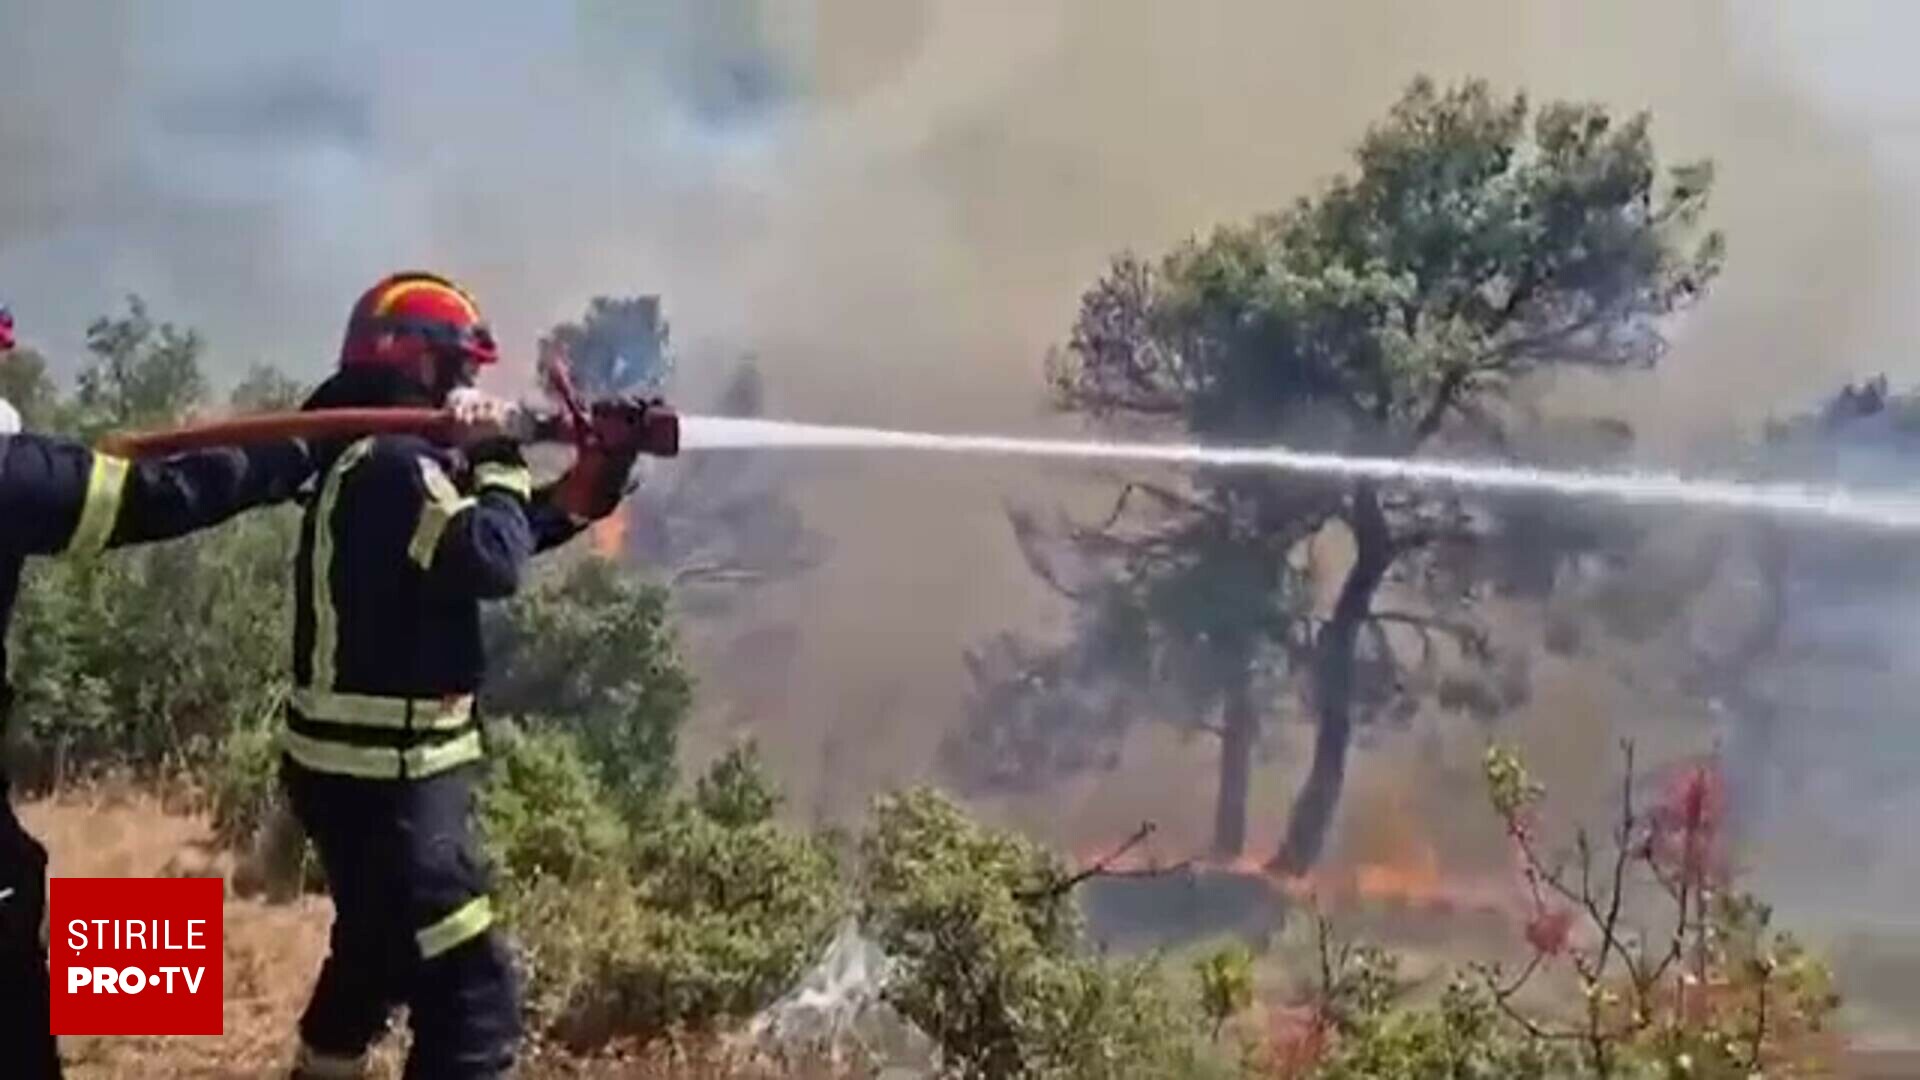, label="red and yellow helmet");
[338,271,498,371]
